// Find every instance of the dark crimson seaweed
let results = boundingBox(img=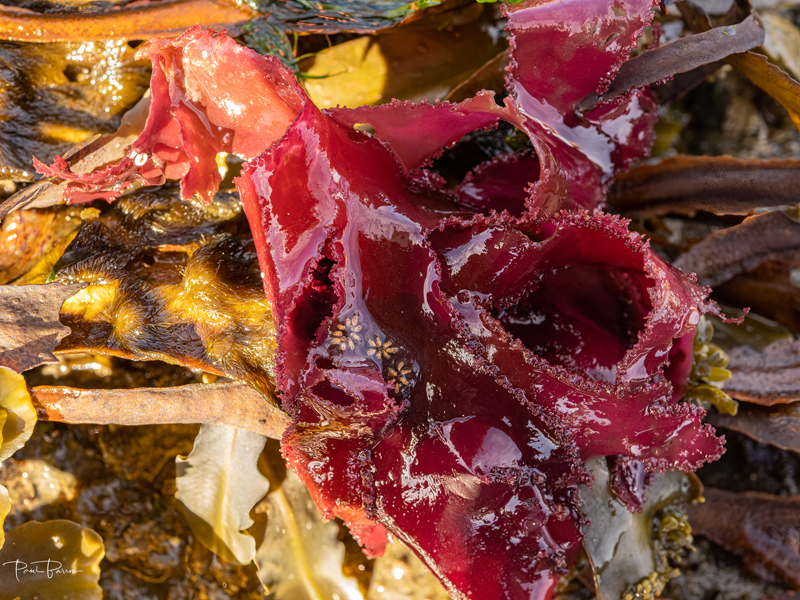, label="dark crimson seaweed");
[35,1,729,597]
[238,98,724,596]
